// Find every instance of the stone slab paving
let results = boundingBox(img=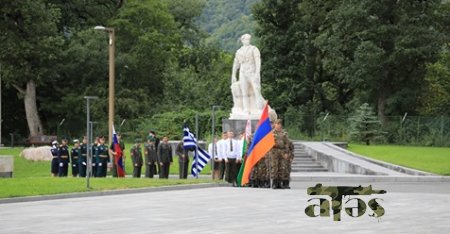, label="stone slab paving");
[1,181,450,234]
